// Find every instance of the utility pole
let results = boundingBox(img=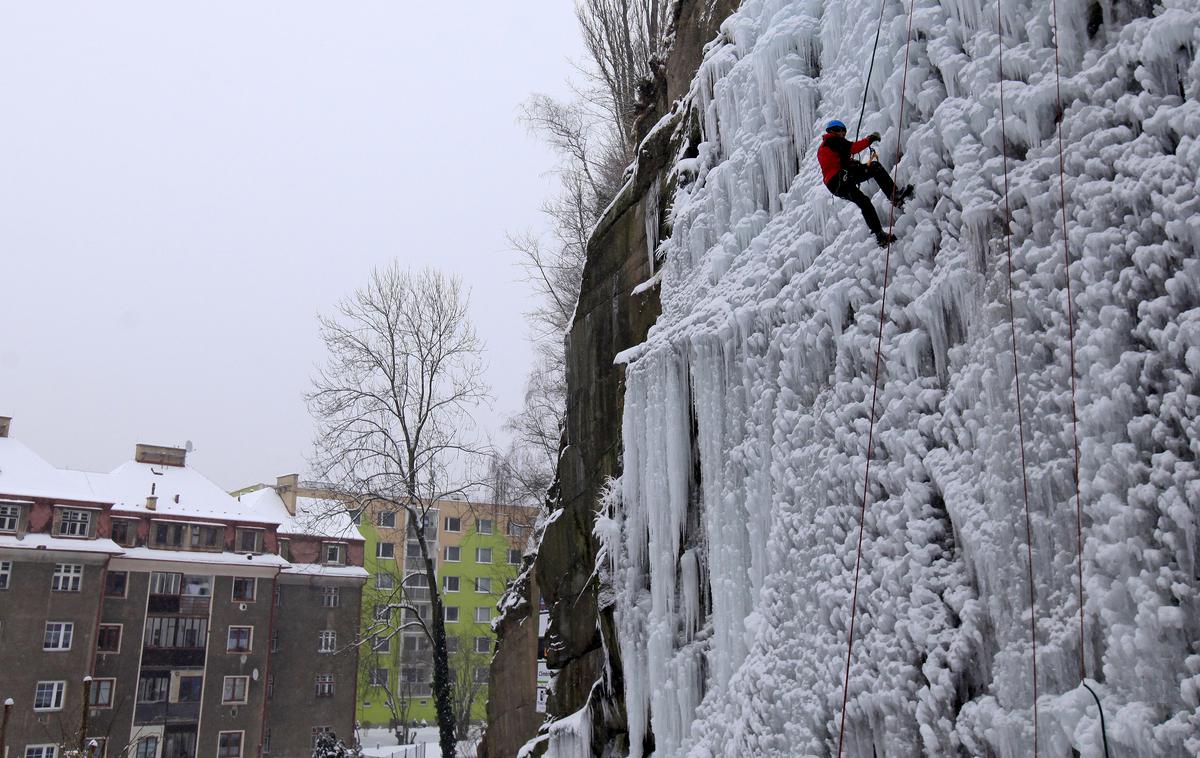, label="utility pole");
[1,697,13,758]
[78,677,92,755]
